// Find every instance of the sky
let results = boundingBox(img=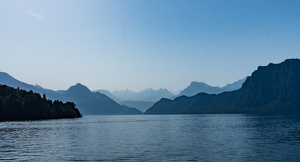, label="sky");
[0,0,300,93]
